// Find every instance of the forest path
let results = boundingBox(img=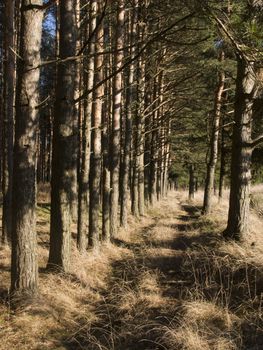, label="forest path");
[76,191,204,350]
